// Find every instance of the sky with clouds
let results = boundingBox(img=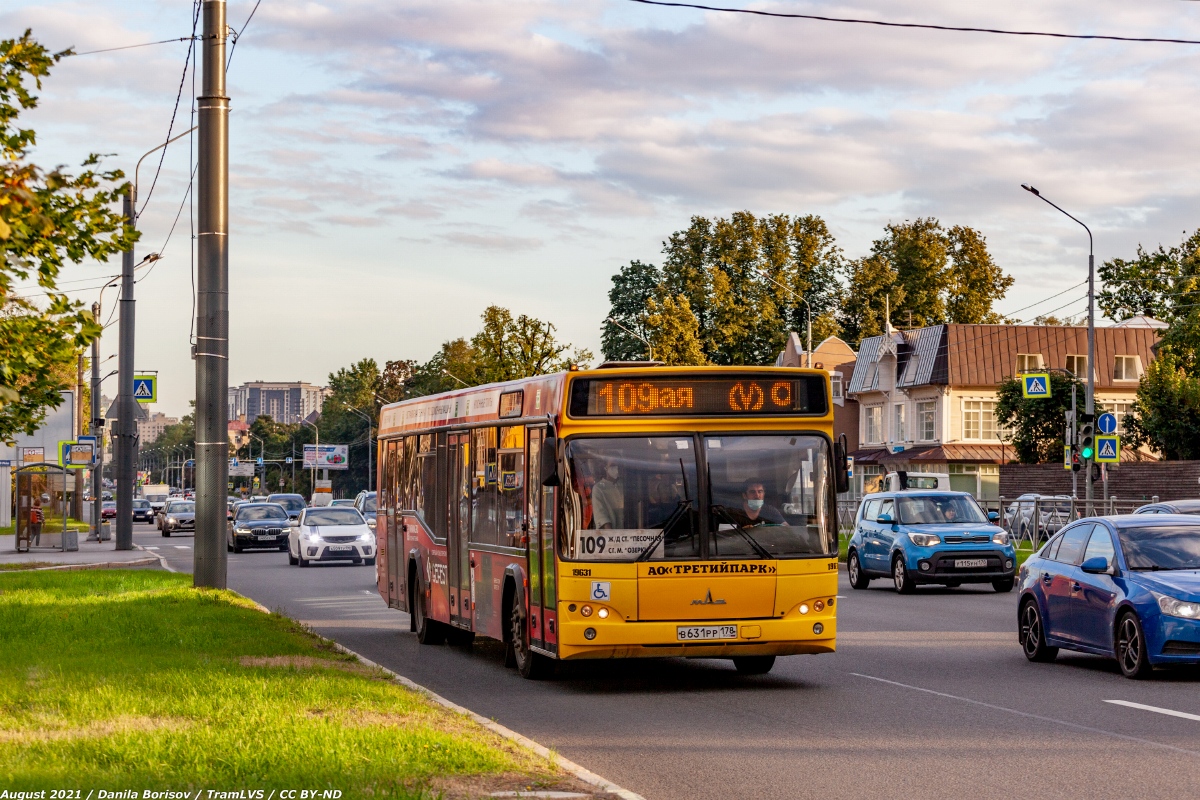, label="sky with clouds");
[5,0,1200,417]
